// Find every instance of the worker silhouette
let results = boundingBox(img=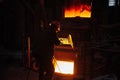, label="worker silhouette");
[32,21,60,80]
